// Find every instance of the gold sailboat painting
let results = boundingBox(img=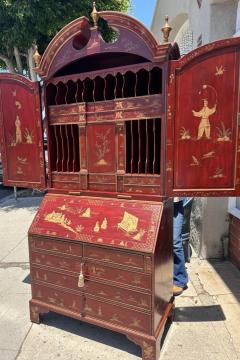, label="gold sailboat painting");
[117,211,145,242]
[118,211,139,233]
